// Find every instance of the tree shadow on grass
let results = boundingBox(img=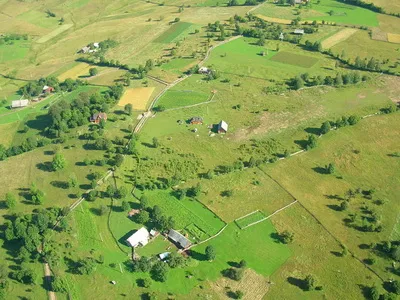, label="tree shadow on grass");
[326,204,342,212]
[44,150,54,156]
[227,261,240,268]
[312,166,328,175]
[304,127,321,135]
[50,181,69,189]
[287,277,306,291]
[294,139,307,149]
[324,194,344,201]
[36,162,53,172]
[79,183,91,190]
[330,251,342,257]
[25,114,51,131]
[270,232,282,243]
[189,250,207,261]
